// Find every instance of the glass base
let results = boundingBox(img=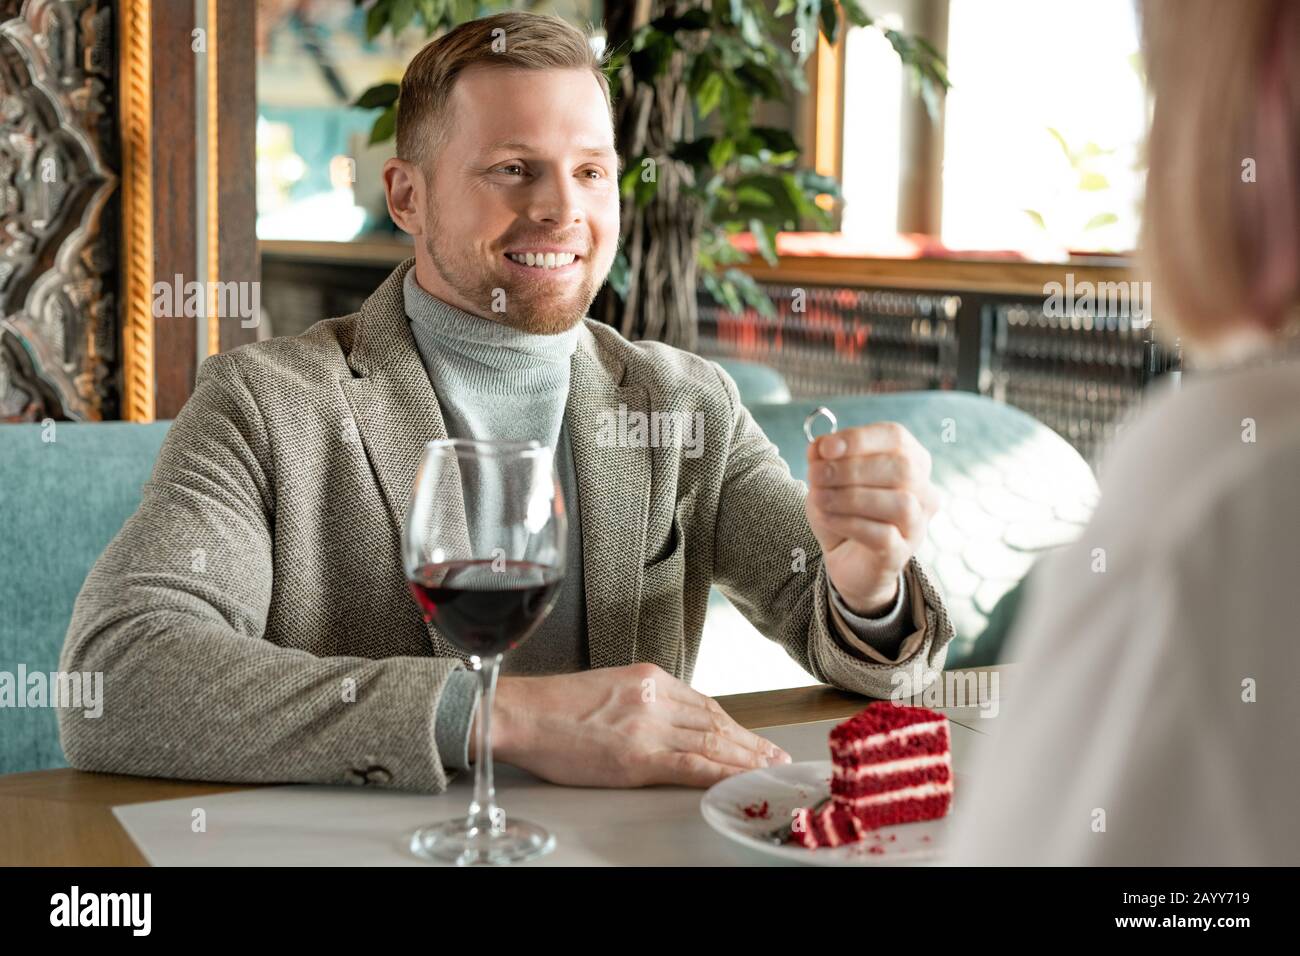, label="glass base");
[409,817,555,866]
